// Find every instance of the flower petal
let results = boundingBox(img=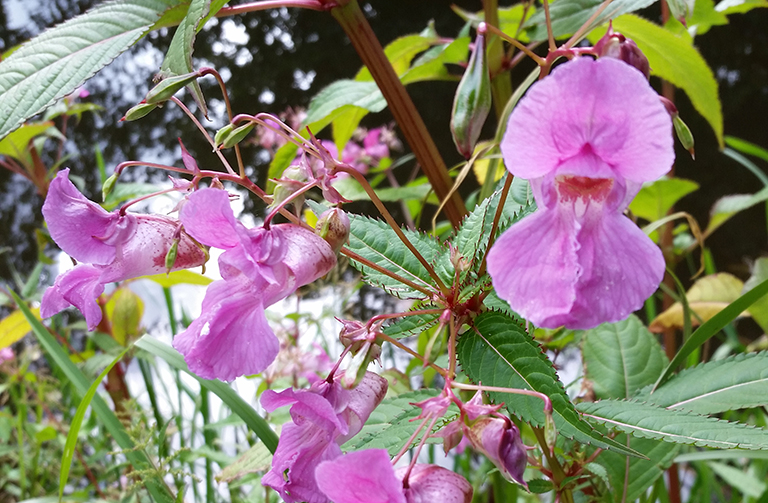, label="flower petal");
[180,188,241,249]
[43,169,136,265]
[173,279,279,381]
[502,57,673,183]
[565,211,665,329]
[315,449,406,503]
[41,264,105,330]
[487,207,579,326]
